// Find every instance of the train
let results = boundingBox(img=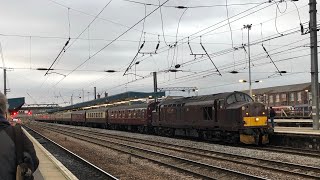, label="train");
[34,91,272,145]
